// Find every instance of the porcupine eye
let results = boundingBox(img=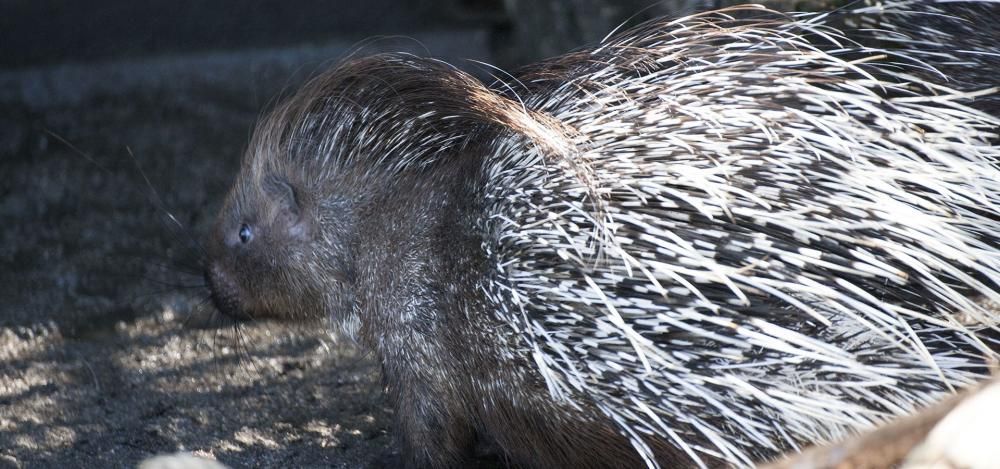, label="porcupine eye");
[238,224,253,244]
